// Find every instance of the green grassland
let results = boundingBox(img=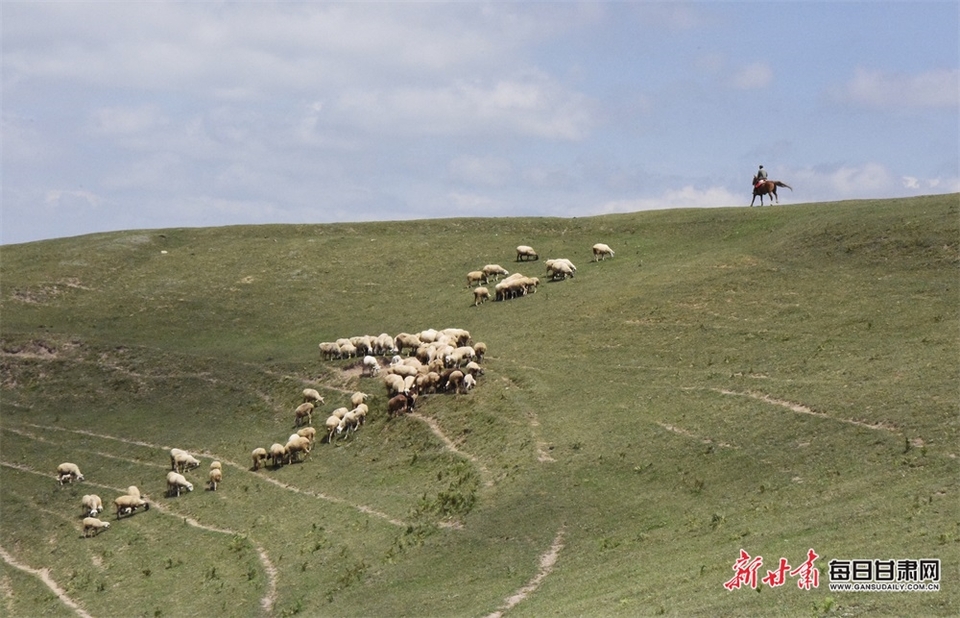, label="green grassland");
[1,194,957,617]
